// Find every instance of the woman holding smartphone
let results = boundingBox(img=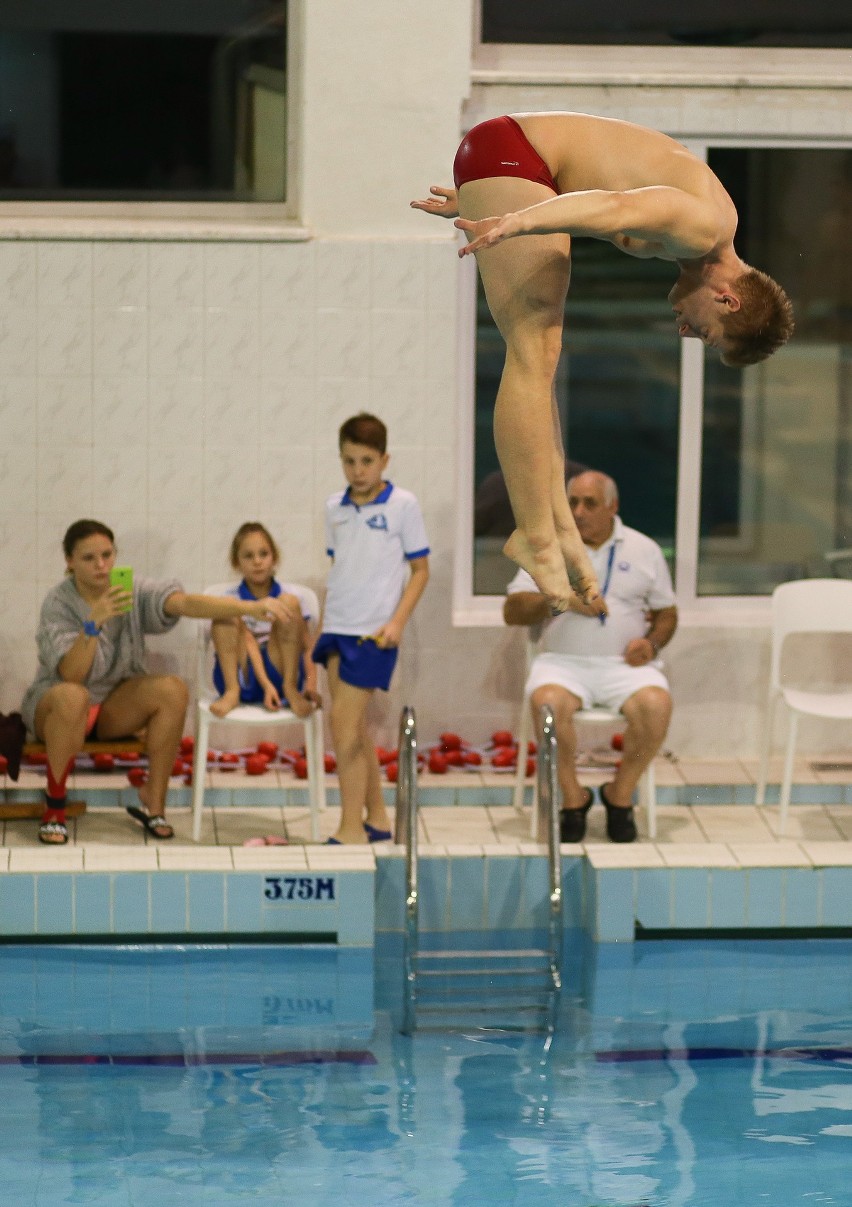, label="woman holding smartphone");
[21,519,296,845]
